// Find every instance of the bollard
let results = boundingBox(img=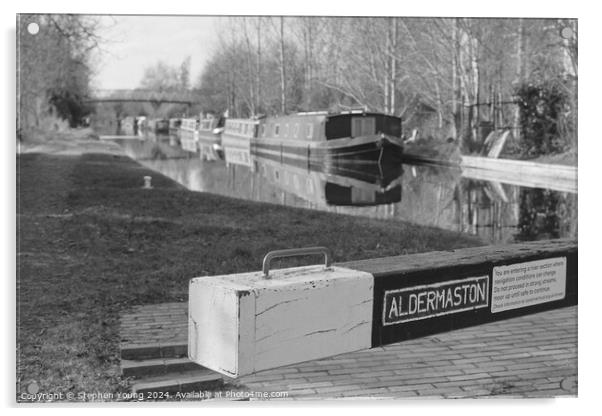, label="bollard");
[143,176,152,189]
